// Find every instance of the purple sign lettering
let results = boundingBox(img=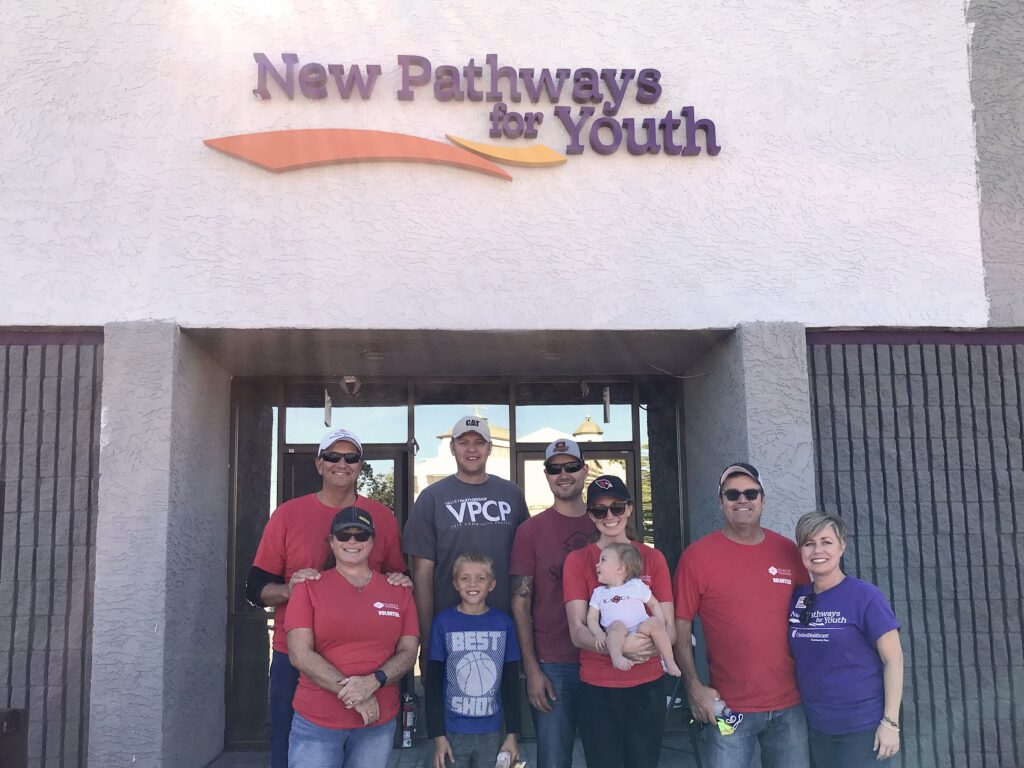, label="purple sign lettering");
[254,52,381,100]
[397,55,431,101]
[249,53,719,158]
[554,105,719,156]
